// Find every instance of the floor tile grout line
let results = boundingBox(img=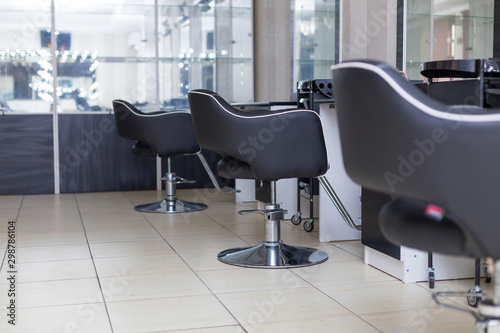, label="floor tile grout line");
[325,242,365,260]
[126,188,255,248]
[121,191,250,332]
[1,190,482,332]
[144,323,244,333]
[201,210,260,246]
[203,207,348,253]
[283,266,384,333]
[127,189,379,332]
[202,201,330,246]
[198,199,327,246]
[176,269,249,333]
[5,300,108,312]
[2,276,101,285]
[121,191,188,255]
[413,279,483,312]
[0,195,24,280]
[74,193,116,333]
[103,189,377,331]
